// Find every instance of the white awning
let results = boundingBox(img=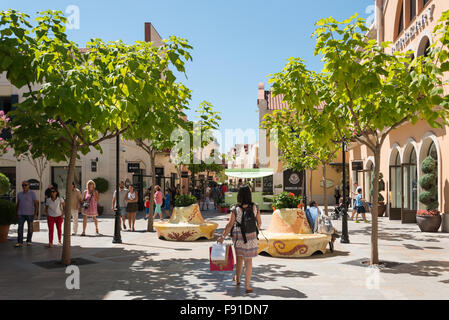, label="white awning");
[225,169,274,179]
